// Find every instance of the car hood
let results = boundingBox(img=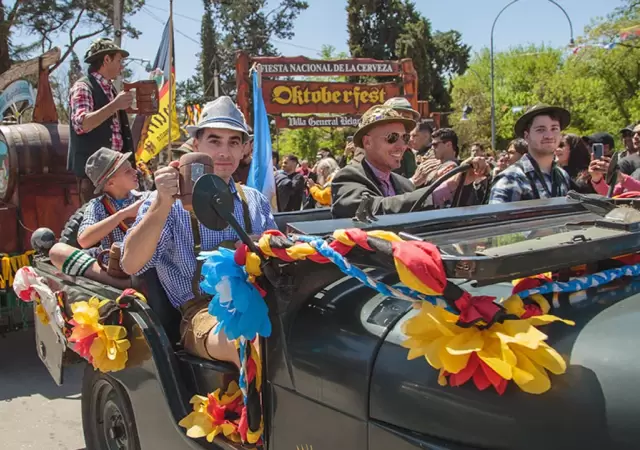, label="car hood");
[369,280,640,450]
